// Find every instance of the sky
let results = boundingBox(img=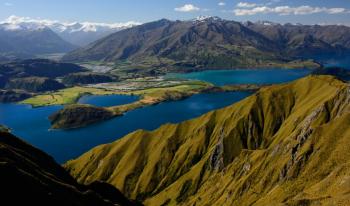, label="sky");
[0,0,350,25]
